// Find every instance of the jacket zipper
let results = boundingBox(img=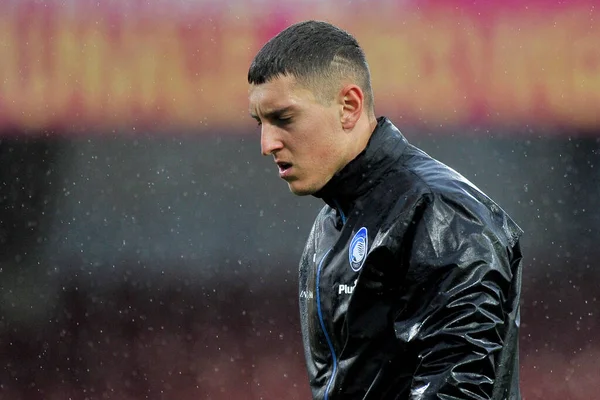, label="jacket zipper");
[316,248,337,400]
